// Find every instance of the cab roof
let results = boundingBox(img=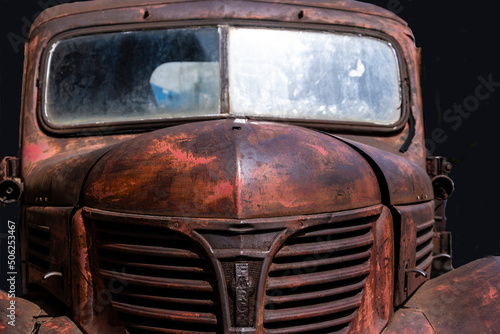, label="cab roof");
[31,0,408,36]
